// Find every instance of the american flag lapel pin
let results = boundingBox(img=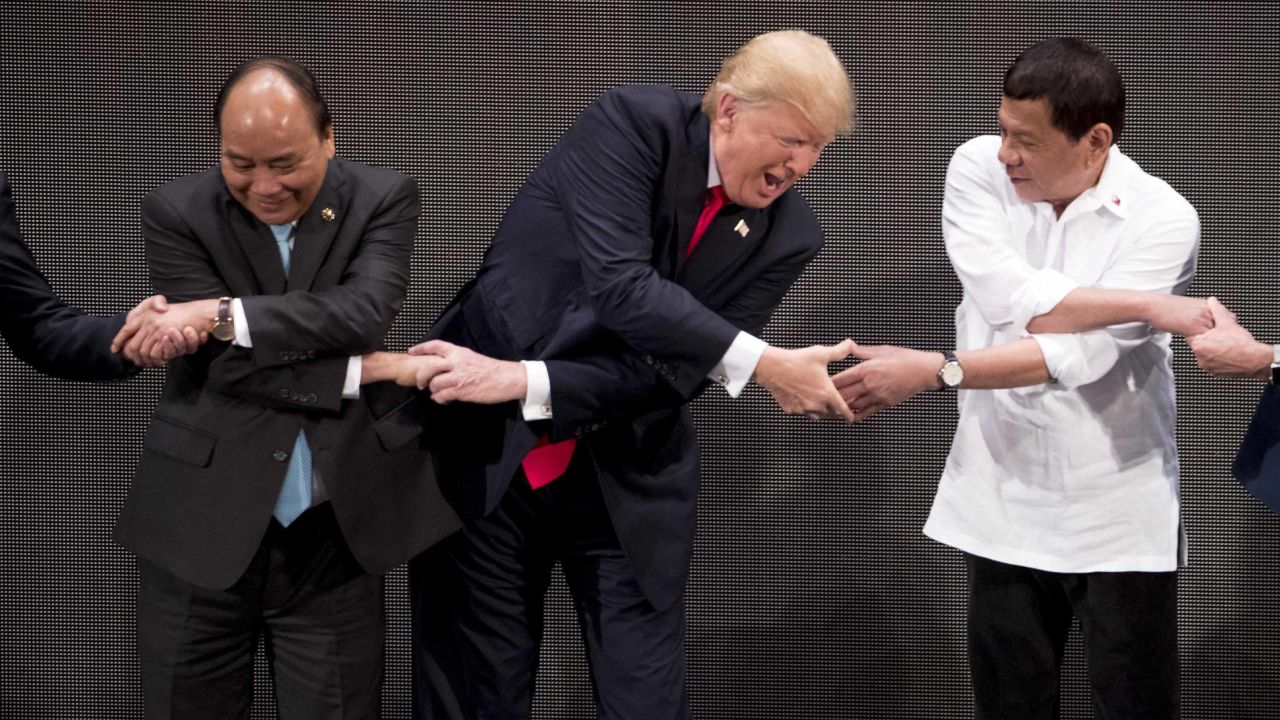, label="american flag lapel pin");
[734,219,749,237]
